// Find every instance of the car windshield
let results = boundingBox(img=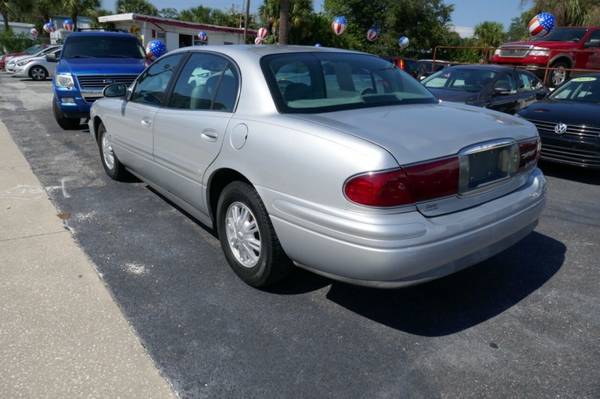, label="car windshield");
[62,36,145,59]
[25,44,44,55]
[261,52,436,113]
[533,27,587,42]
[422,68,497,92]
[550,76,600,103]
